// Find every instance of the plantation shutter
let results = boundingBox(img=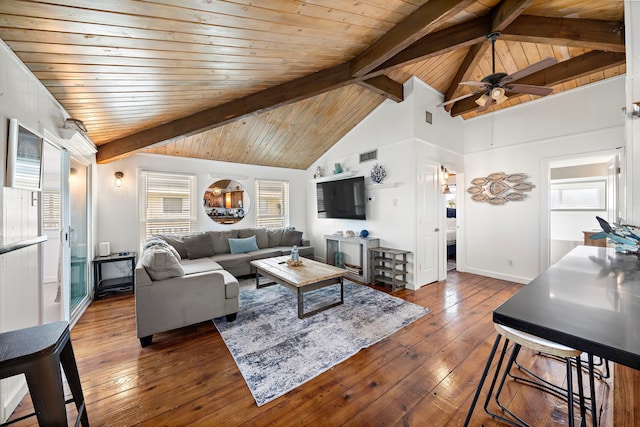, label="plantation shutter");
[139,170,197,242]
[42,189,61,229]
[255,180,289,228]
